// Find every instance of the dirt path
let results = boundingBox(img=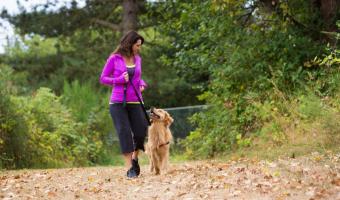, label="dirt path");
[1,152,339,200]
